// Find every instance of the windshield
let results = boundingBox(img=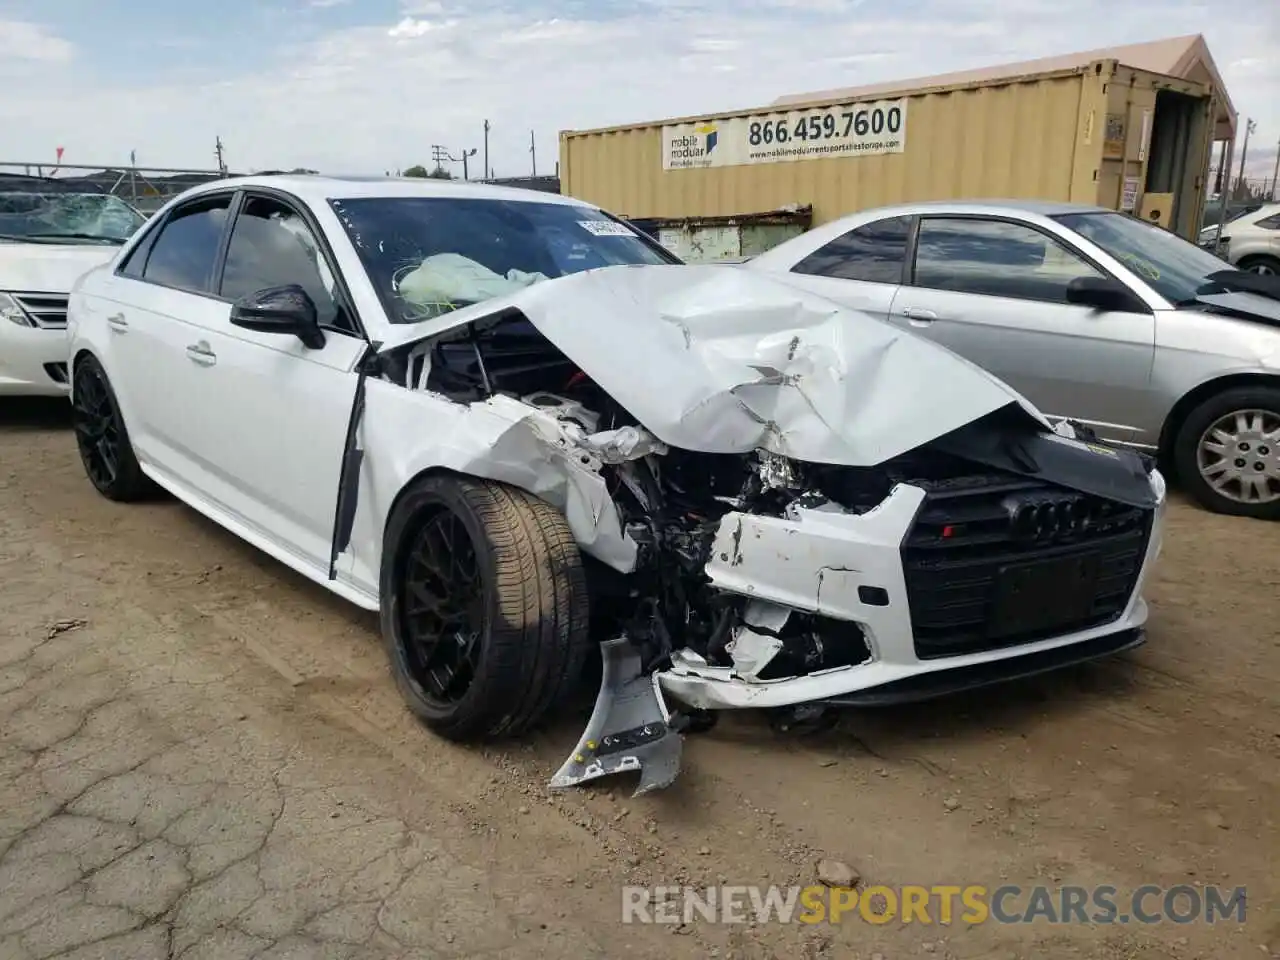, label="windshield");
[1054,211,1234,305]
[329,196,679,324]
[0,191,145,244]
